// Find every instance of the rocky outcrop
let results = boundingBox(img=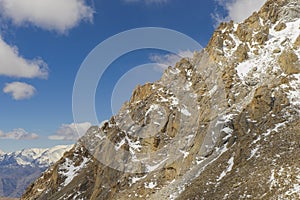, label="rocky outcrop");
[278,50,300,74]
[22,0,300,199]
[274,22,287,31]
